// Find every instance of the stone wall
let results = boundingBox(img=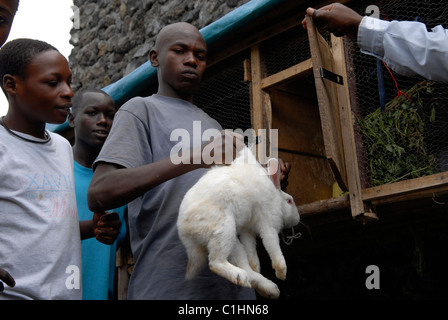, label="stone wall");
[69,0,250,92]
